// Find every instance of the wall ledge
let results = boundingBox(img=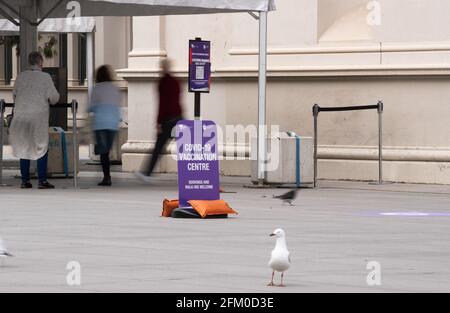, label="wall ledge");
[228,42,450,56]
[117,64,450,79]
[121,141,450,163]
